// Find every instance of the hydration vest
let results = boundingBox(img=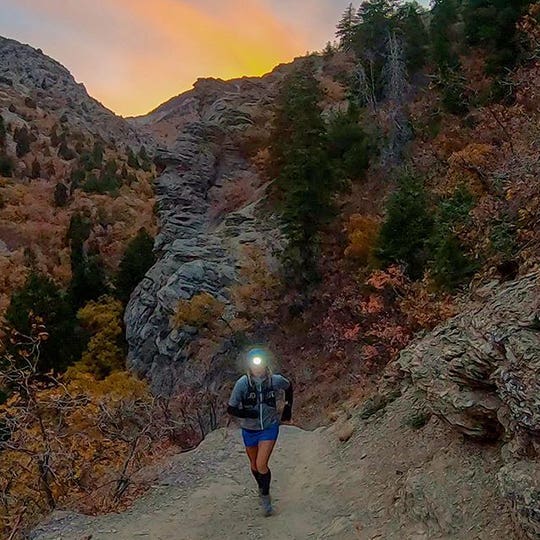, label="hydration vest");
[242,375,277,409]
